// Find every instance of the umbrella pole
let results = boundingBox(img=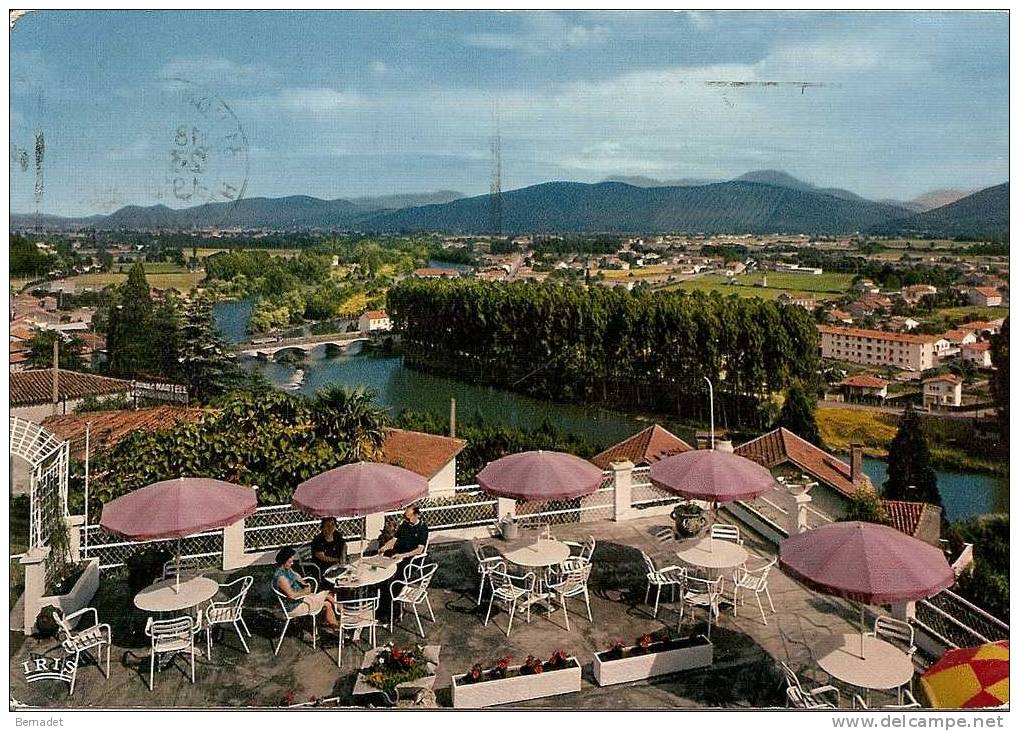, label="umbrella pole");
[174,537,182,594]
[860,604,866,658]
